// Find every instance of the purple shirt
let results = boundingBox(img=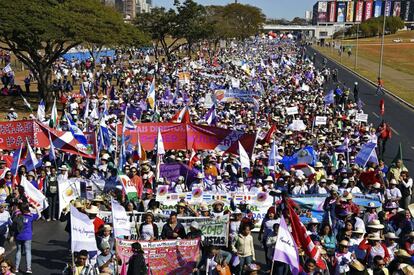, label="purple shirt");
[16,213,39,241]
